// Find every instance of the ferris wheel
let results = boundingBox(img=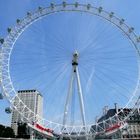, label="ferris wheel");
[1,2,140,139]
